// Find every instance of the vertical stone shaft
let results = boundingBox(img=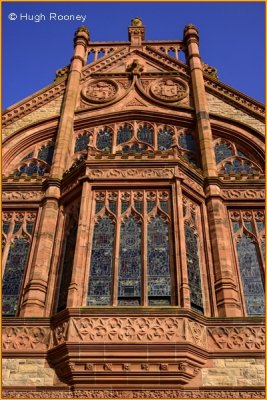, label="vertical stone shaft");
[183,25,241,316]
[20,27,89,317]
